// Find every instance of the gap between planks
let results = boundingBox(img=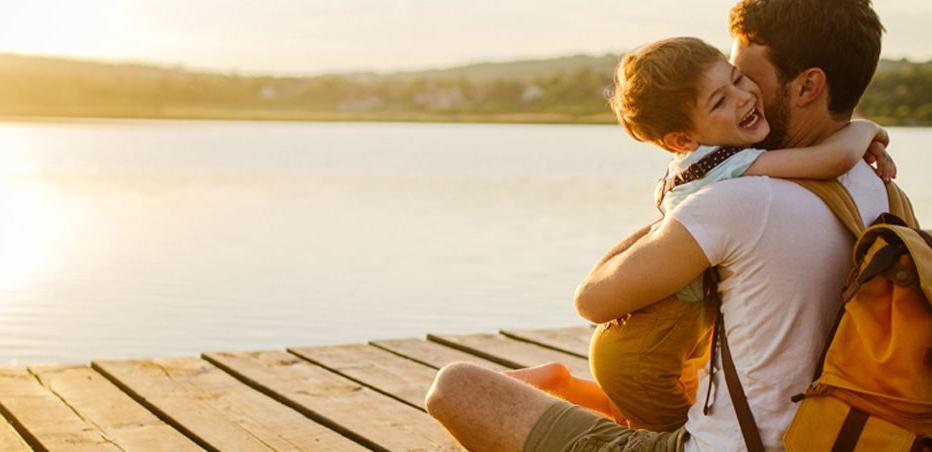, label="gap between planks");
[1,326,589,452]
